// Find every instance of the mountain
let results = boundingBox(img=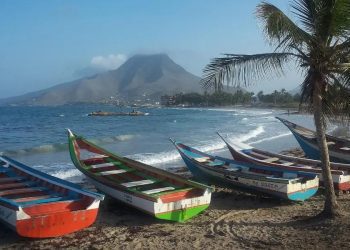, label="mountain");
[0,54,203,106]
